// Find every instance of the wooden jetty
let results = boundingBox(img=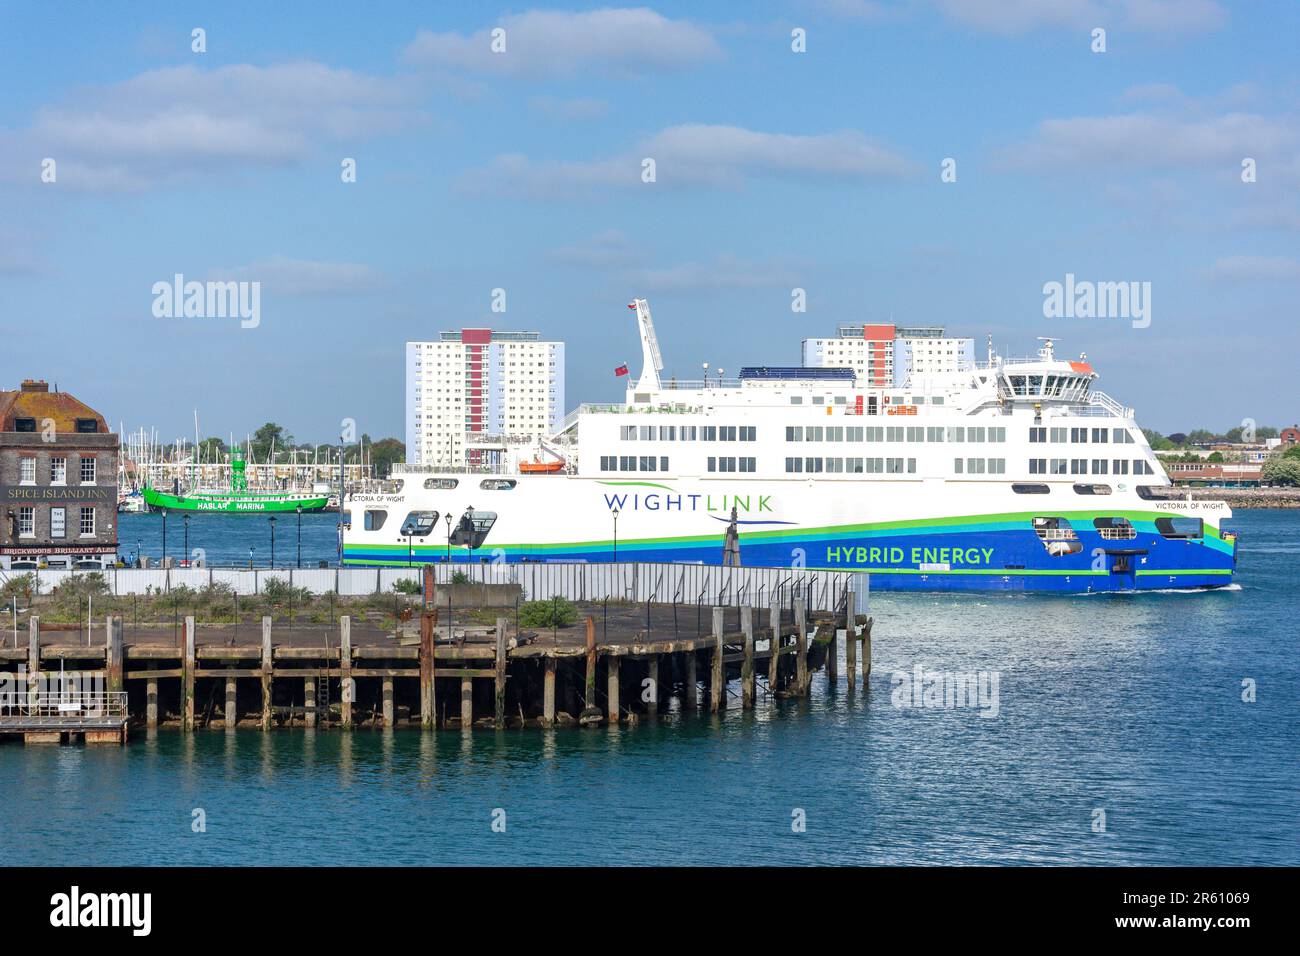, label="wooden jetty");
[0,568,872,743]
